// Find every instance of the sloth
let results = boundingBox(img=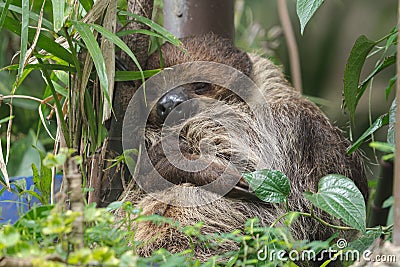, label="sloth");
[116,33,368,261]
